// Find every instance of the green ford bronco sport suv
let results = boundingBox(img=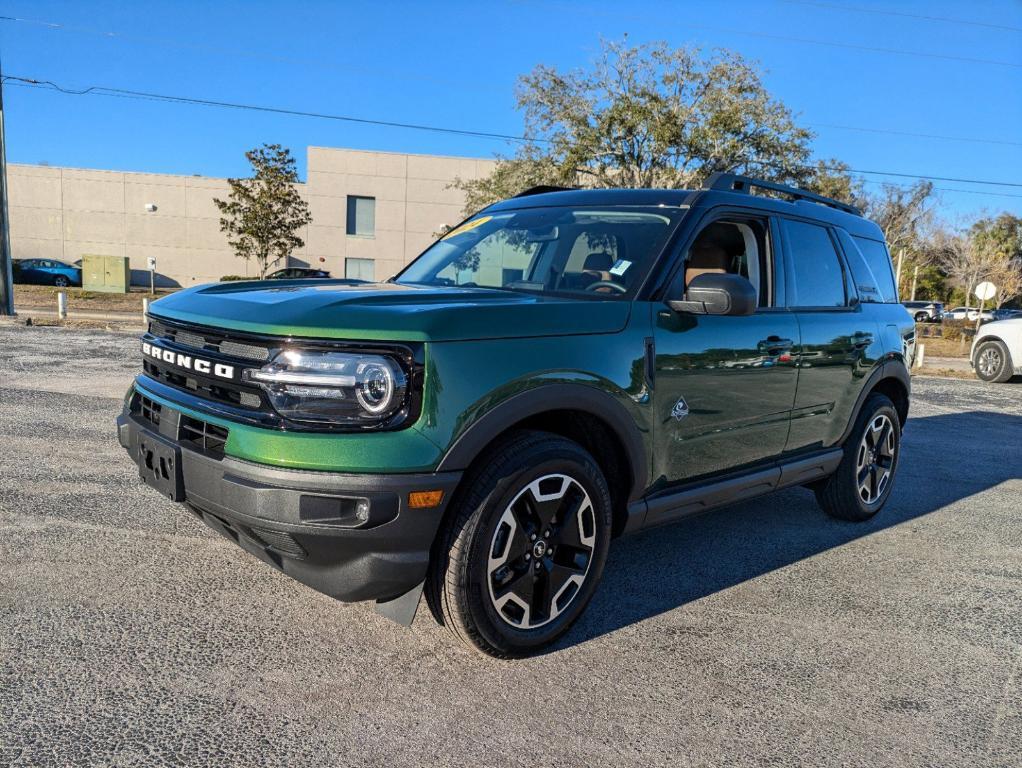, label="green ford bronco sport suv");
[117,174,914,657]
